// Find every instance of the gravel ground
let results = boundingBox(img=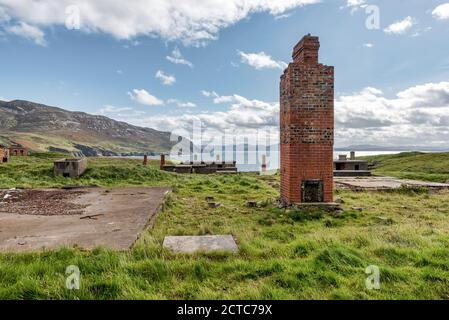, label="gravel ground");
[0,189,89,216]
